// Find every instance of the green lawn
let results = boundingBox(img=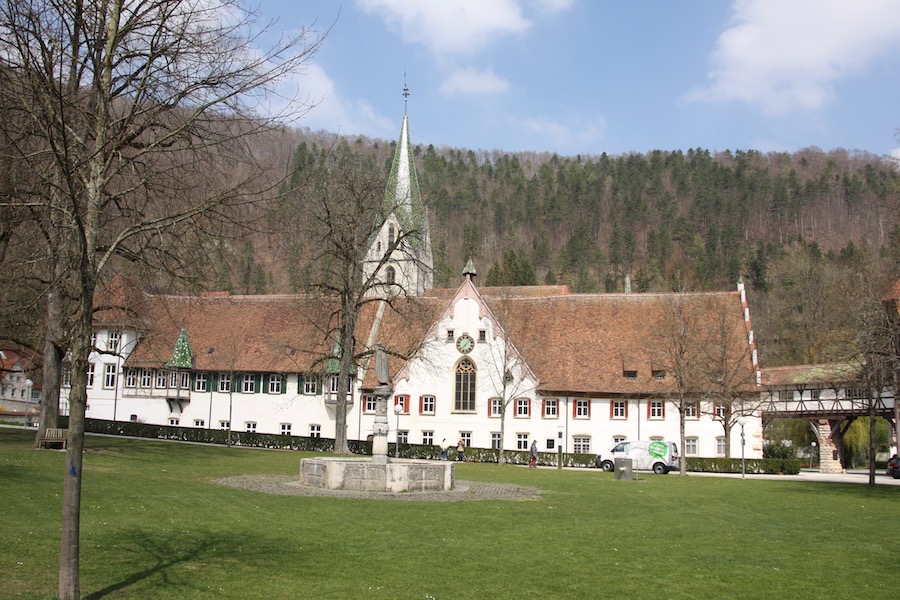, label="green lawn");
[2,428,896,599]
